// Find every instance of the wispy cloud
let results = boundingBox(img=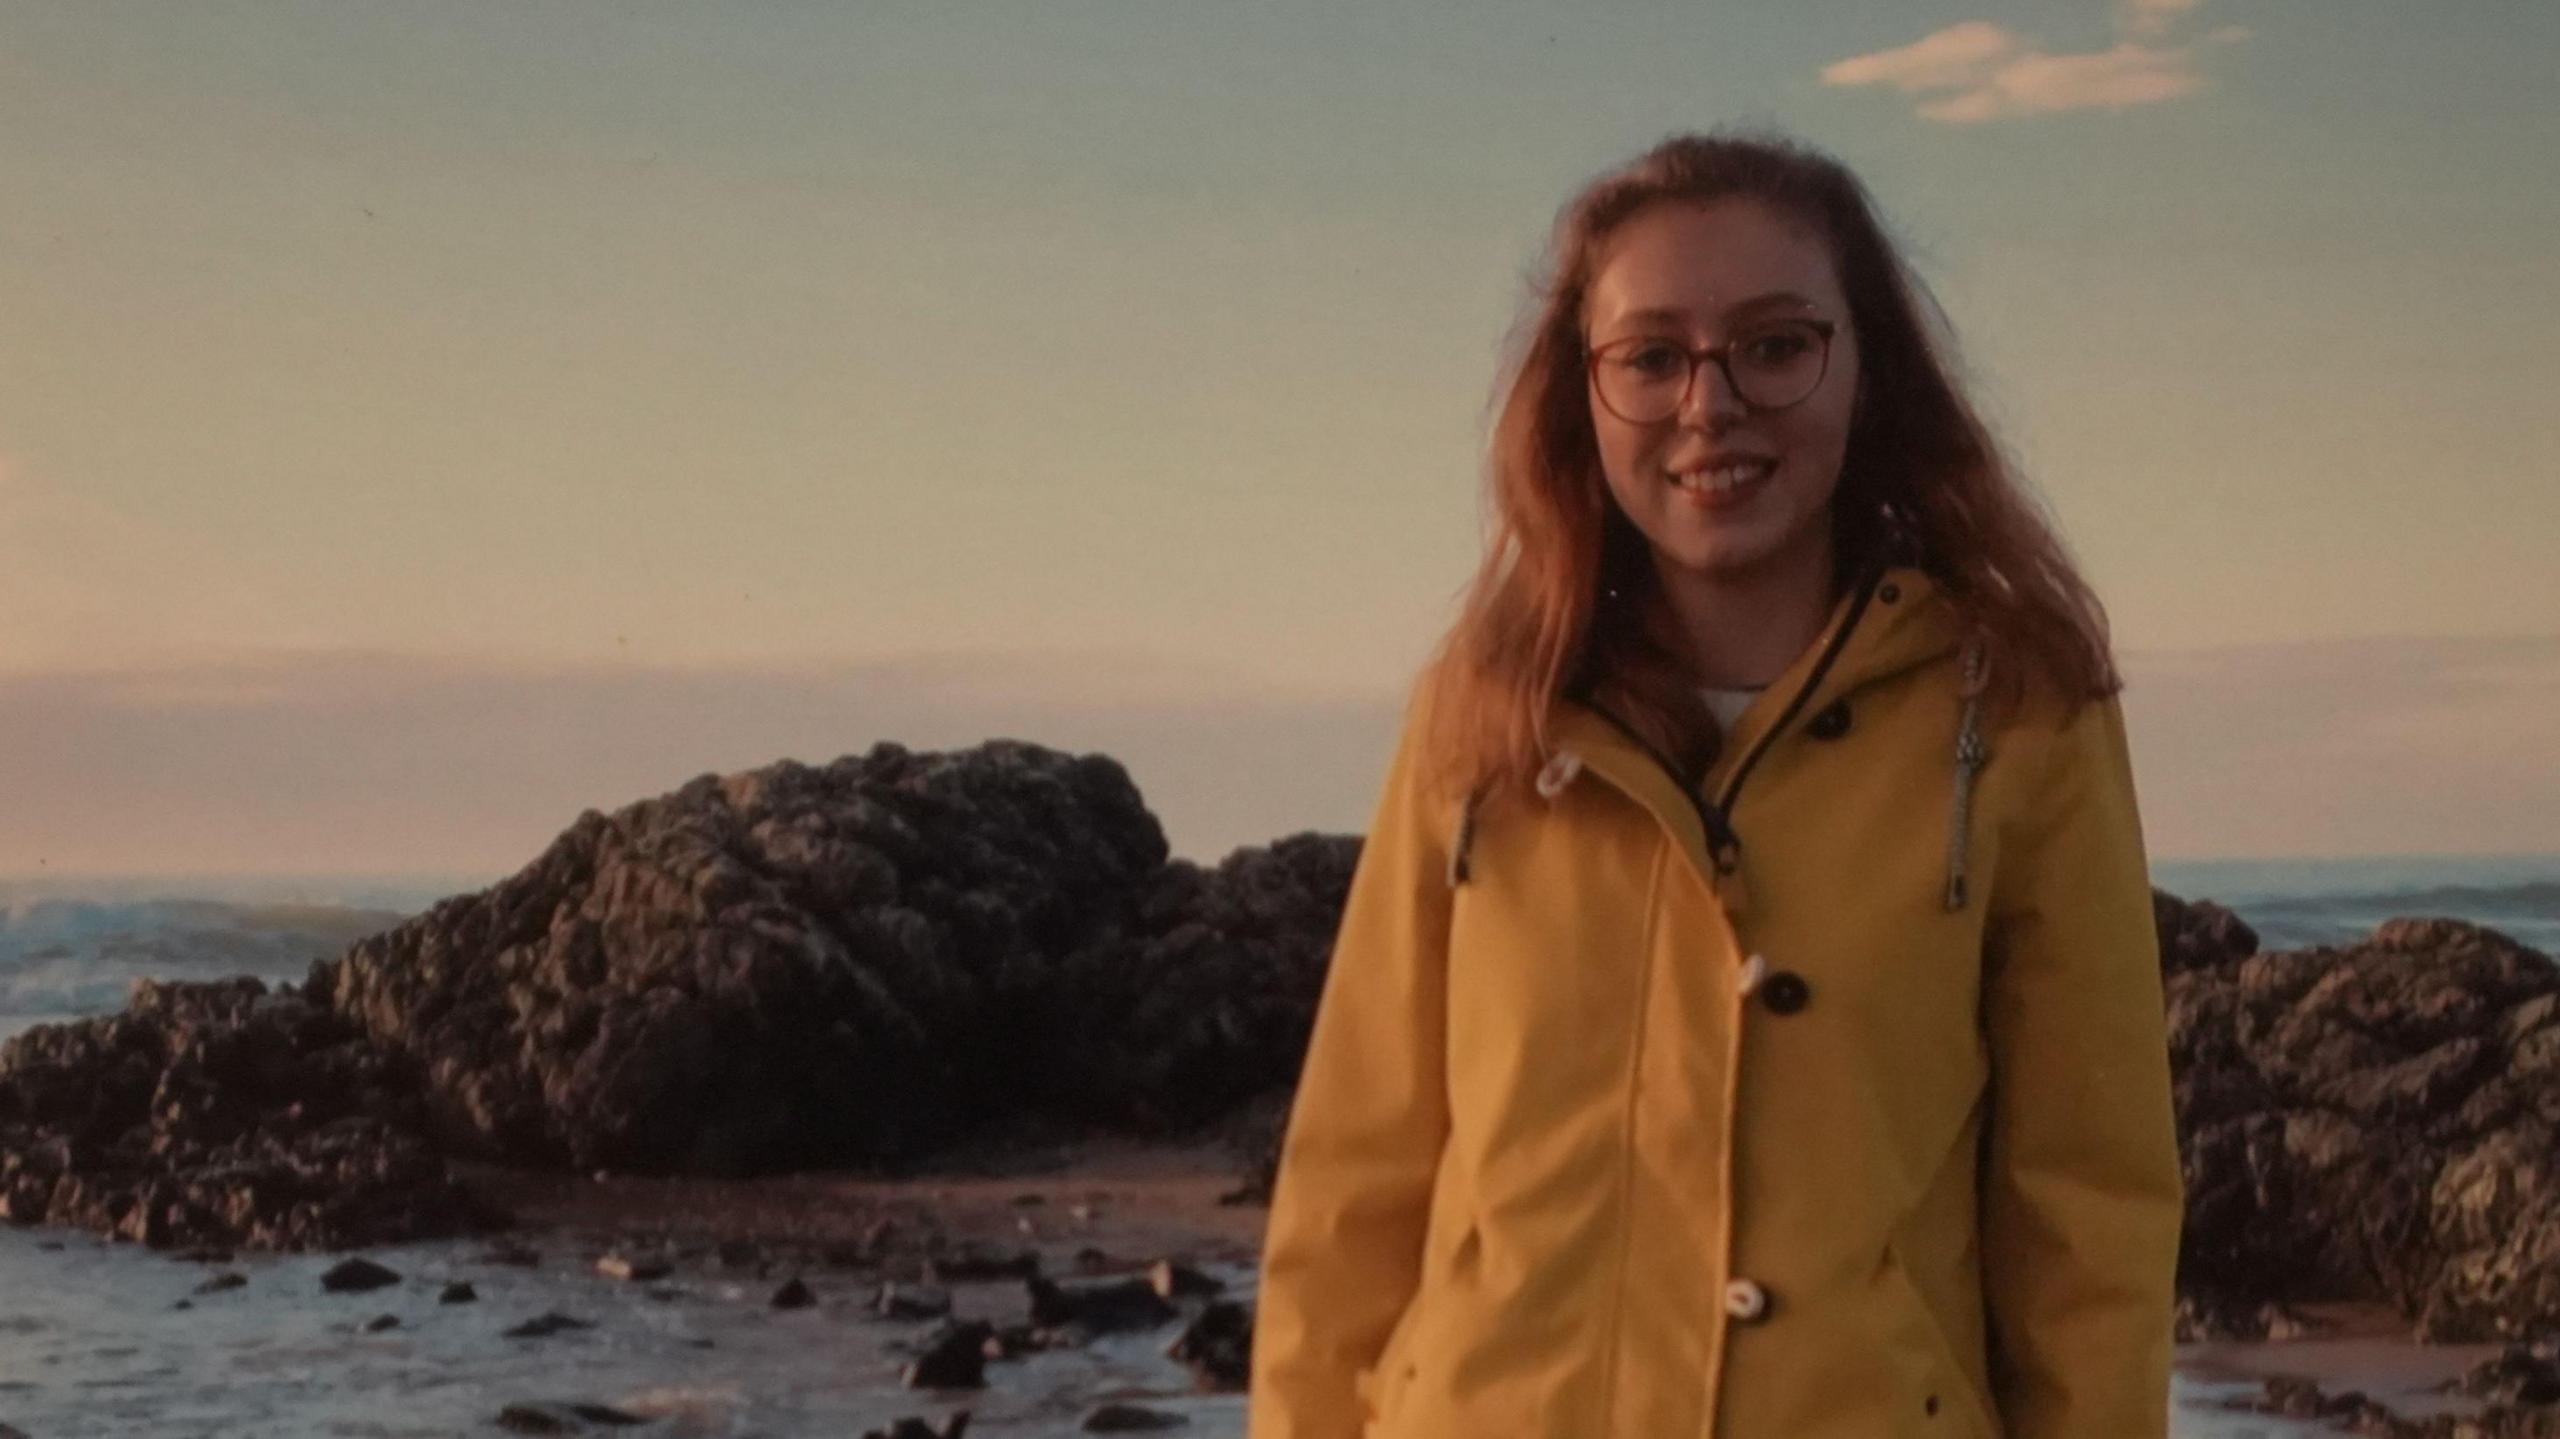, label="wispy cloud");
[1821,5,2249,124]
[2115,0,2205,41]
